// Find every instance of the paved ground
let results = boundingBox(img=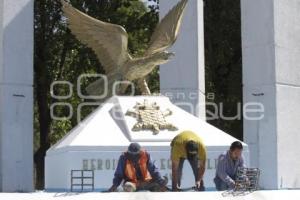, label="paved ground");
[1,190,300,200]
